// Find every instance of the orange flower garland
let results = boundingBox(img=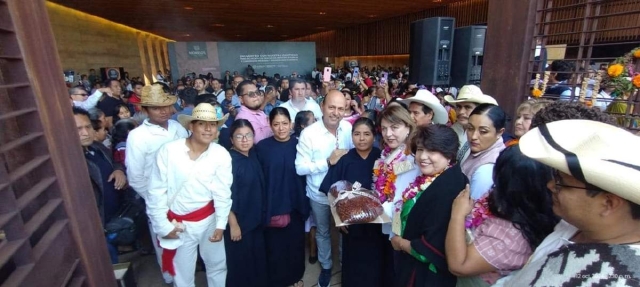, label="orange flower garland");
[531,88,543,98]
[634,49,640,59]
[608,64,624,77]
[633,74,640,88]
